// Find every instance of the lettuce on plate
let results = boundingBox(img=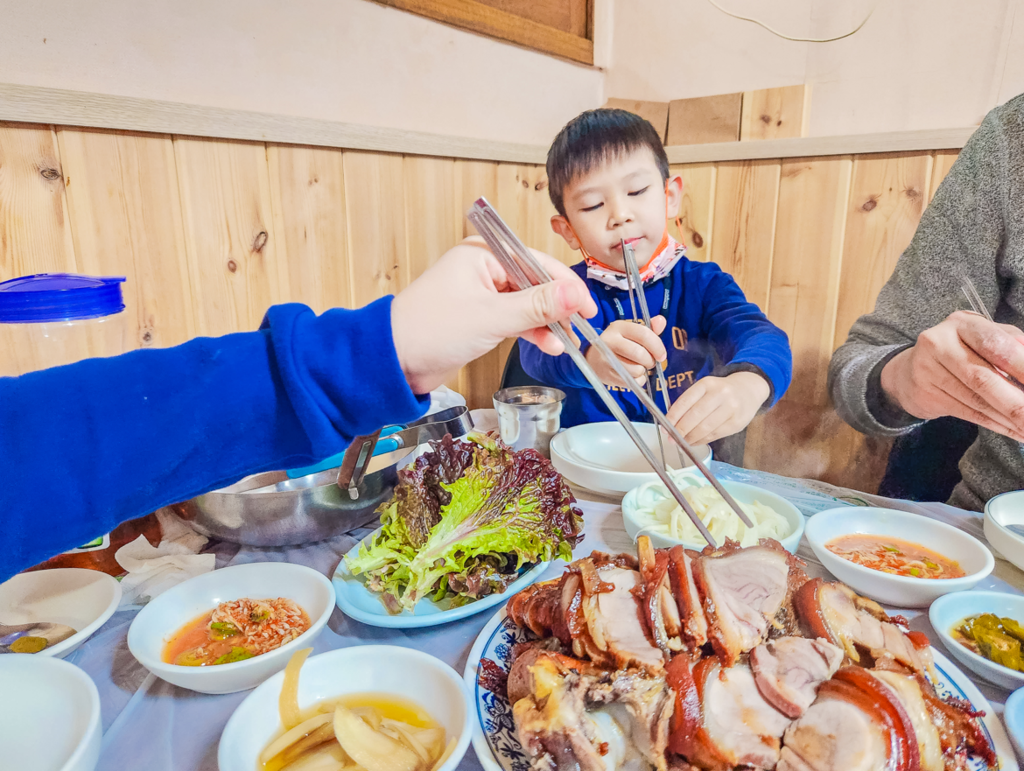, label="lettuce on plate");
[345,433,584,613]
